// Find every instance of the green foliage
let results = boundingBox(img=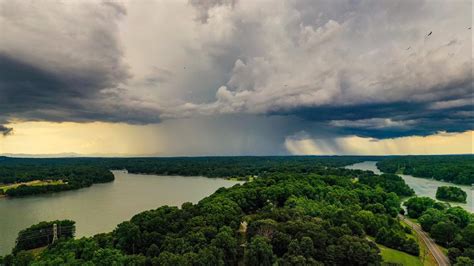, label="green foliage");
[377,155,474,185]
[415,204,474,264]
[431,221,459,245]
[403,197,438,218]
[4,158,426,265]
[359,173,414,197]
[245,236,275,266]
[436,186,467,203]
[14,220,75,253]
[375,228,419,256]
[0,157,113,197]
[454,256,473,266]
